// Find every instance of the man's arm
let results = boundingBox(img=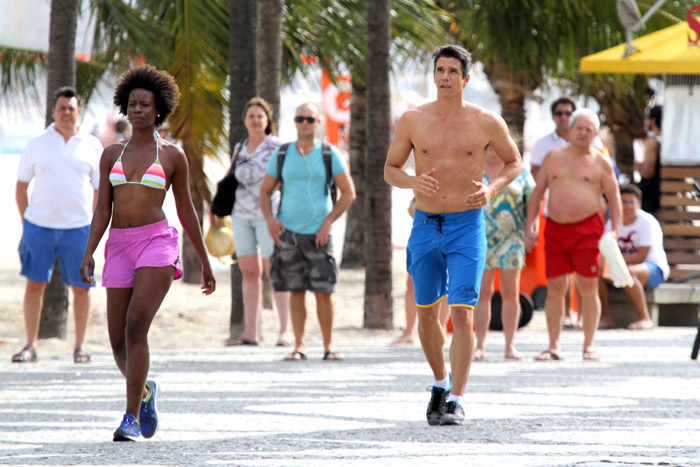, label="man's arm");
[480,115,522,199]
[524,158,549,251]
[316,171,356,247]
[16,181,29,219]
[384,112,438,196]
[260,174,284,246]
[624,246,650,265]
